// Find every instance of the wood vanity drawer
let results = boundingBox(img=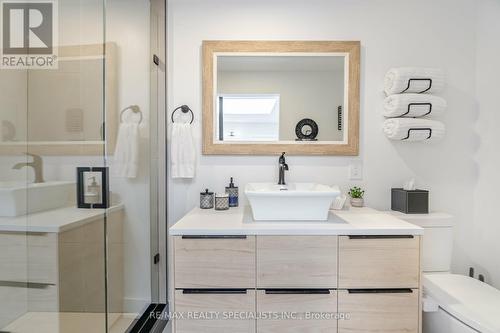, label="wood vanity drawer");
[338,289,419,333]
[174,235,255,288]
[0,283,57,326]
[338,235,420,288]
[256,289,337,333]
[0,232,58,284]
[175,289,255,333]
[257,236,337,288]
[27,284,59,312]
[0,282,58,328]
